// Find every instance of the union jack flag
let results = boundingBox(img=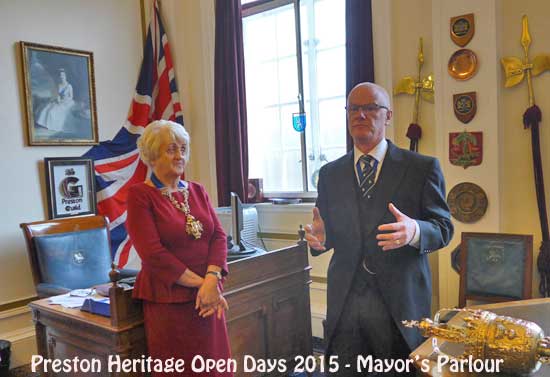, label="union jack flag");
[84,0,183,269]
